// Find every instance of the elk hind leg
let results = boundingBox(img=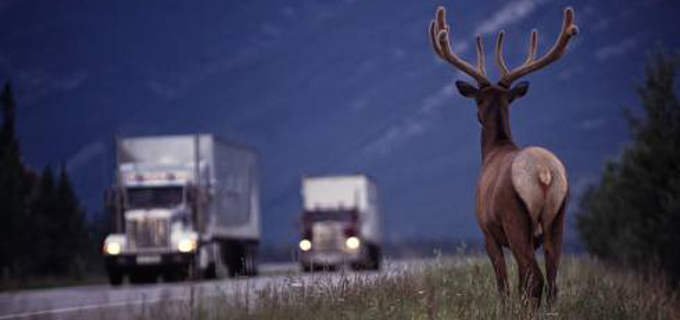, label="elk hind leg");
[484,233,508,297]
[543,201,566,305]
[511,246,543,305]
[505,213,544,305]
